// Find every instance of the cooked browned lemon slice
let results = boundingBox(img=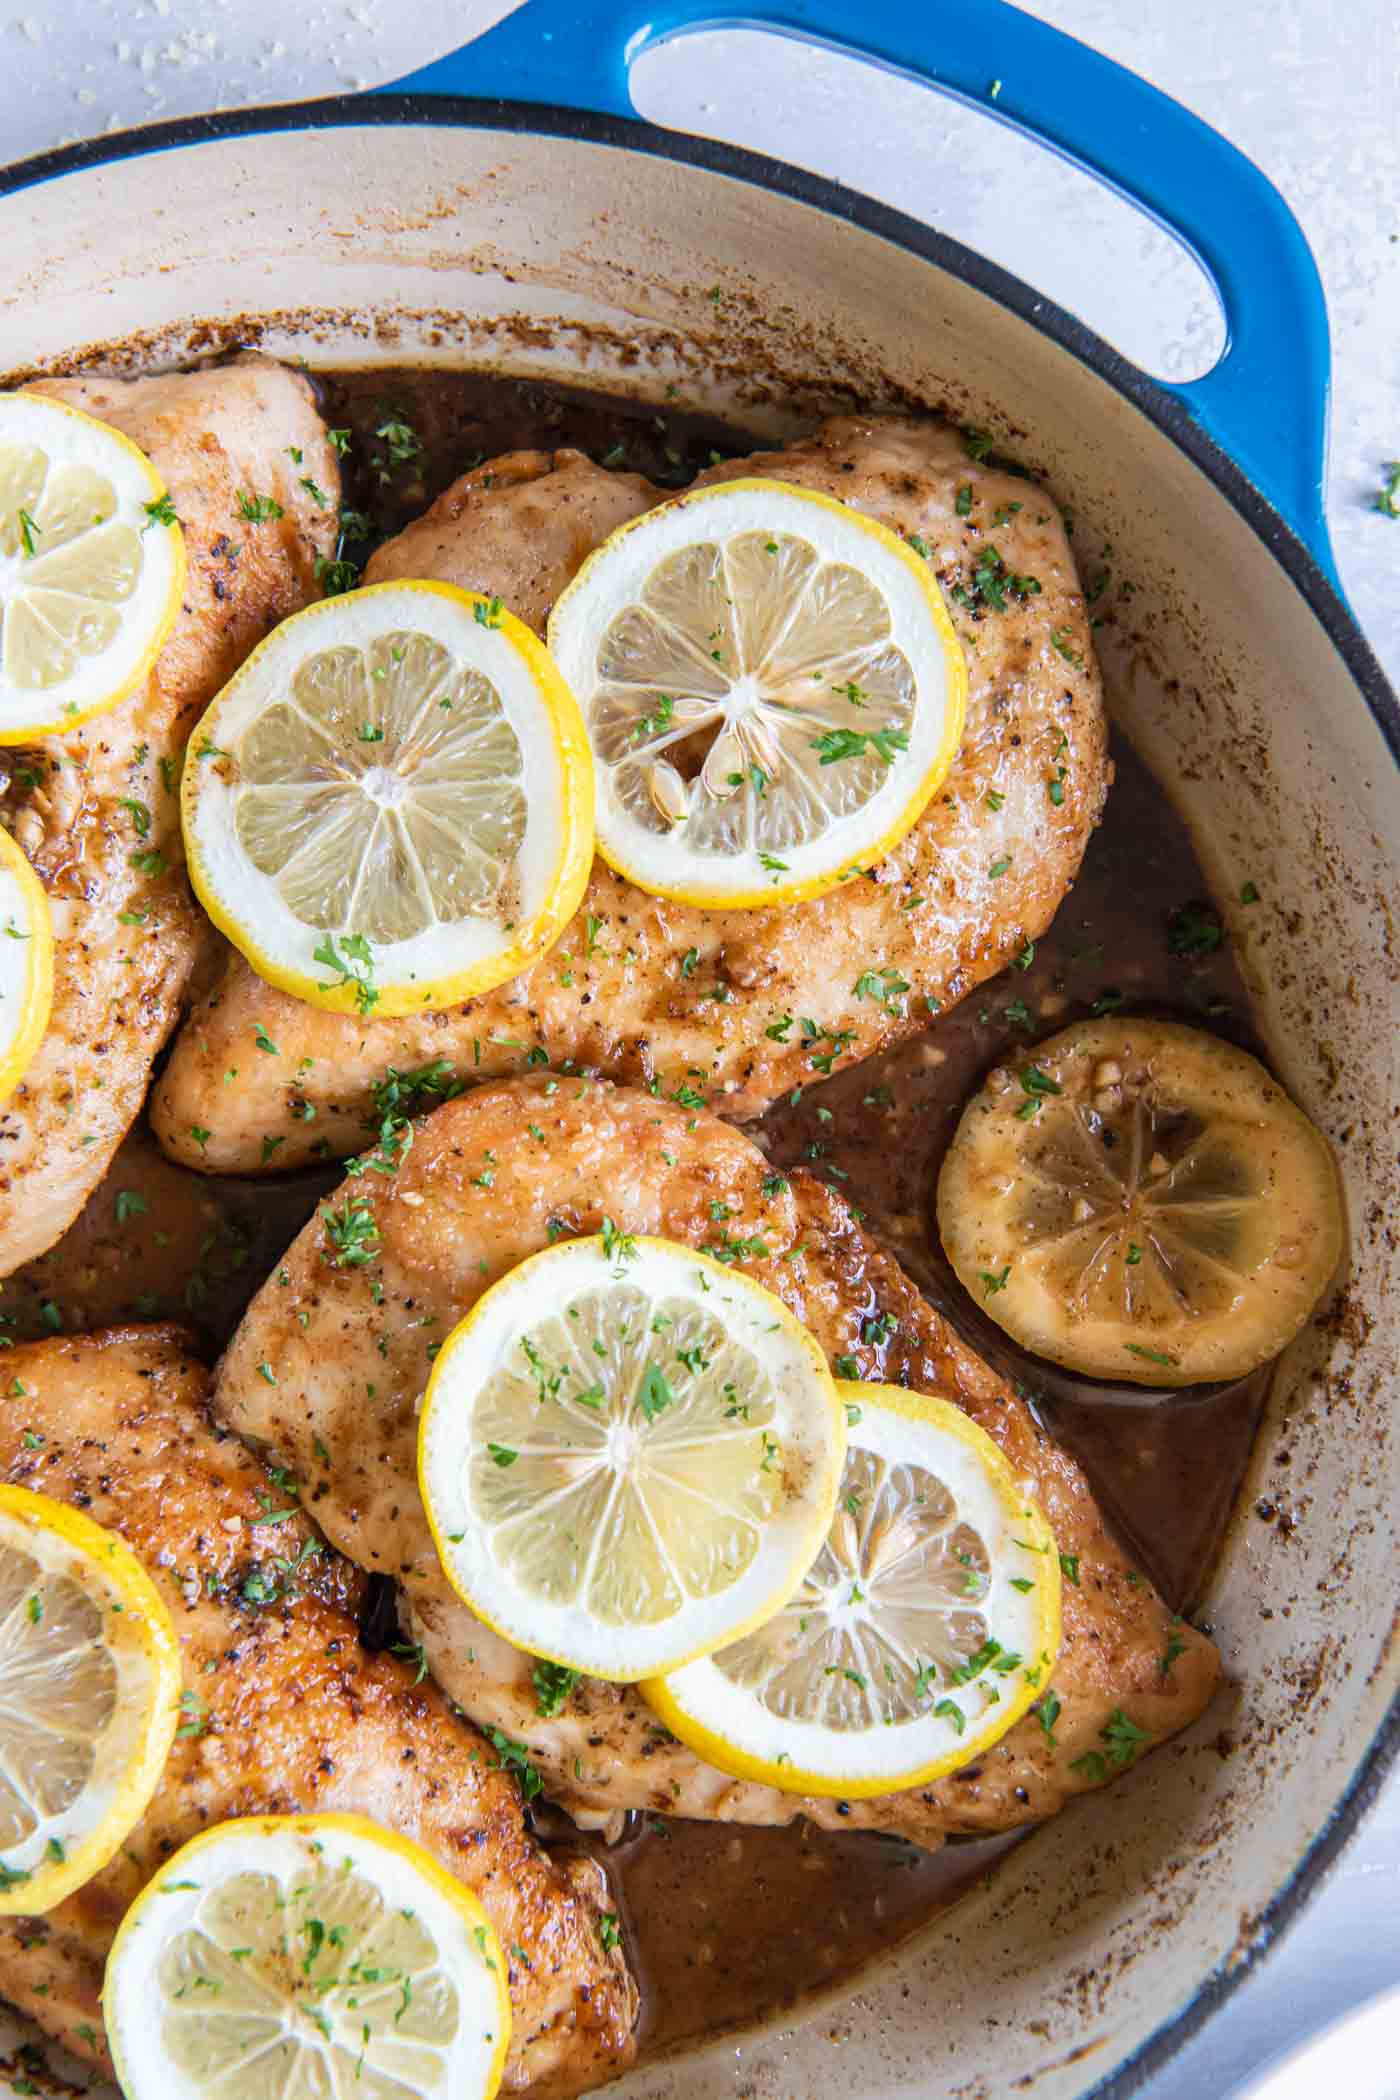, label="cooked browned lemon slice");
[104,1813,511,2100]
[937,1018,1343,1386]
[0,1485,180,1914]
[181,581,593,1019]
[0,389,184,741]
[547,478,966,907]
[644,1383,1060,1796]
